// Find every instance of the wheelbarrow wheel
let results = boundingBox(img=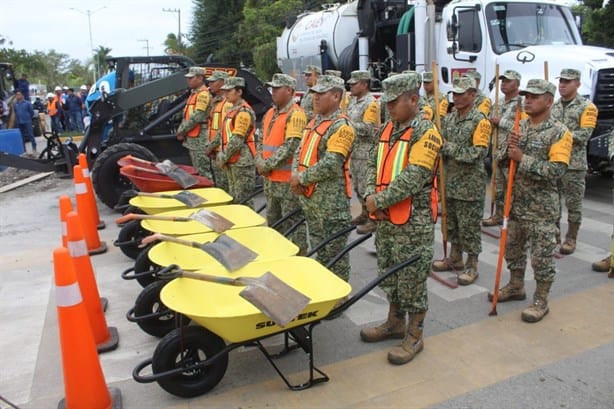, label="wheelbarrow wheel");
[134,246,161,288]
[134,281,190,338]
[153,326,228,398]
[116,220,149,260]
